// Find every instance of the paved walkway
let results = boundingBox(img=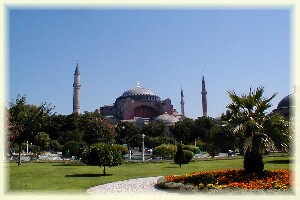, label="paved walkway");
[87,176,175,195]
